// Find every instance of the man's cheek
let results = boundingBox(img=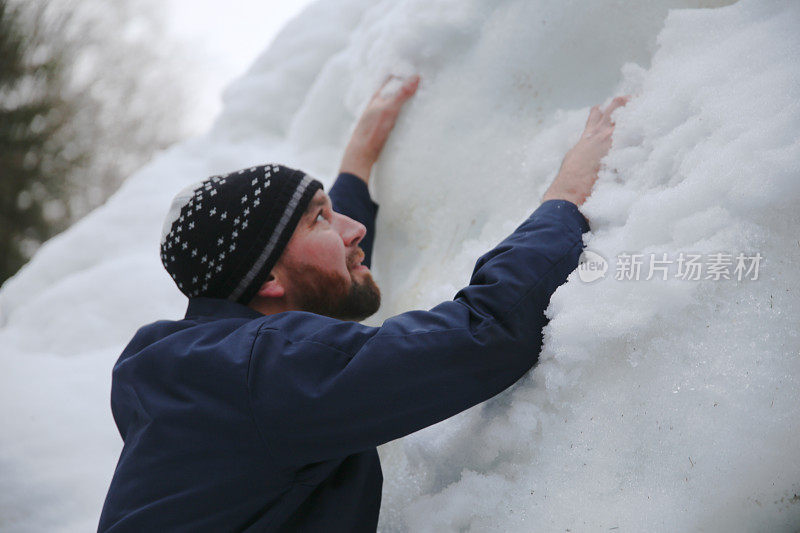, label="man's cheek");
[300,242,328,262]
[307,242,346,270]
